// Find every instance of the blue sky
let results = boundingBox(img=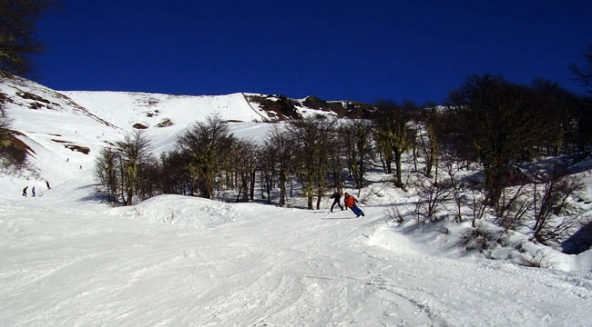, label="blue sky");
[36,0,592,104]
